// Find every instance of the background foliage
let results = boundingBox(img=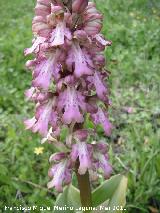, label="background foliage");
[0,0,160,212]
